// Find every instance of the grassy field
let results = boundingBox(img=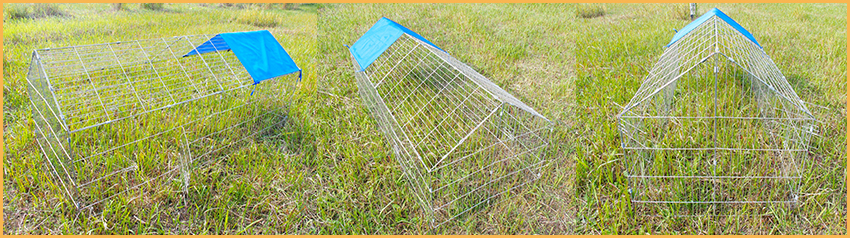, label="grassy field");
[3,3,318,234]
[575,3,846,234]
[2,2,846,235]
[315,3,575,234]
